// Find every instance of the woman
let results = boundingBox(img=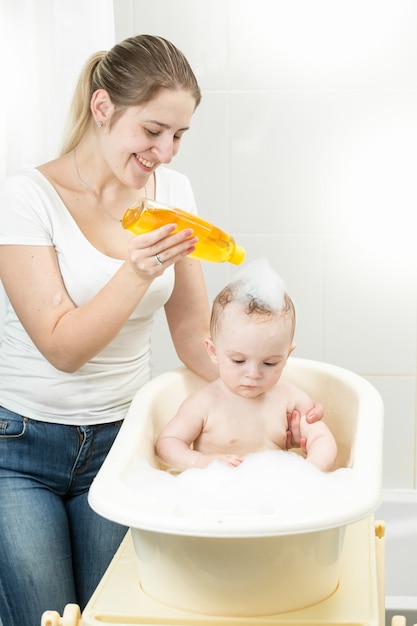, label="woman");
[0,34,321,626]
[0,34,217,626]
